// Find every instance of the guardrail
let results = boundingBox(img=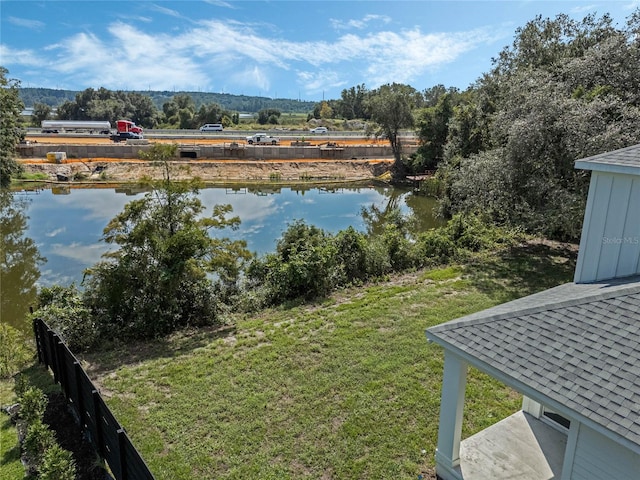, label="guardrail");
[33,318,156,480]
